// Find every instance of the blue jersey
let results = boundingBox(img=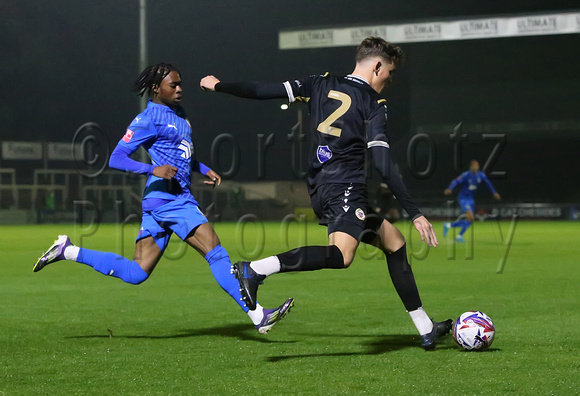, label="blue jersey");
[115,100,195,201]
[448,170,497,200]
